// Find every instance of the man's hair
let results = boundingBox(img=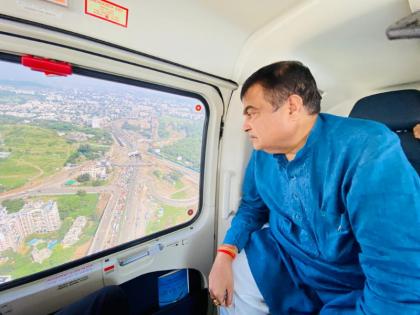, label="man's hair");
[240,61,321,114]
